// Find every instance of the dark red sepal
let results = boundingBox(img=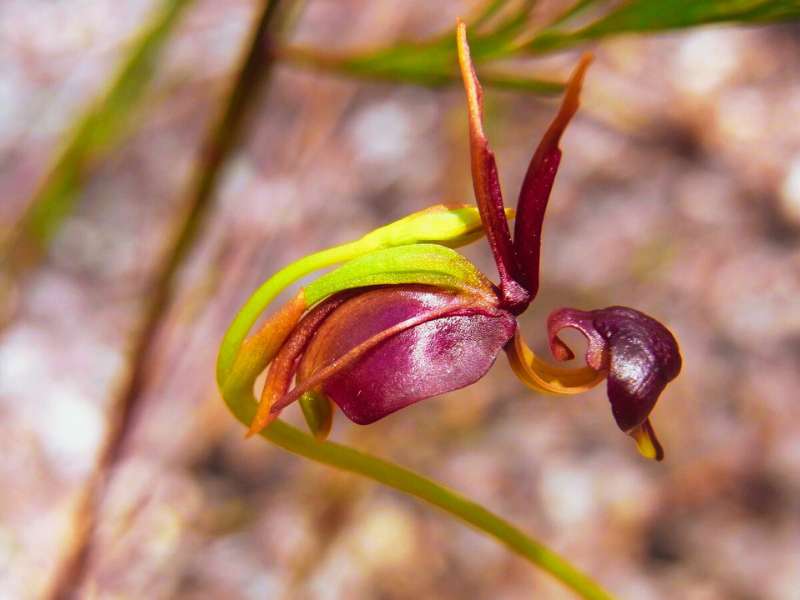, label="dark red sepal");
[514,54,592,297]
